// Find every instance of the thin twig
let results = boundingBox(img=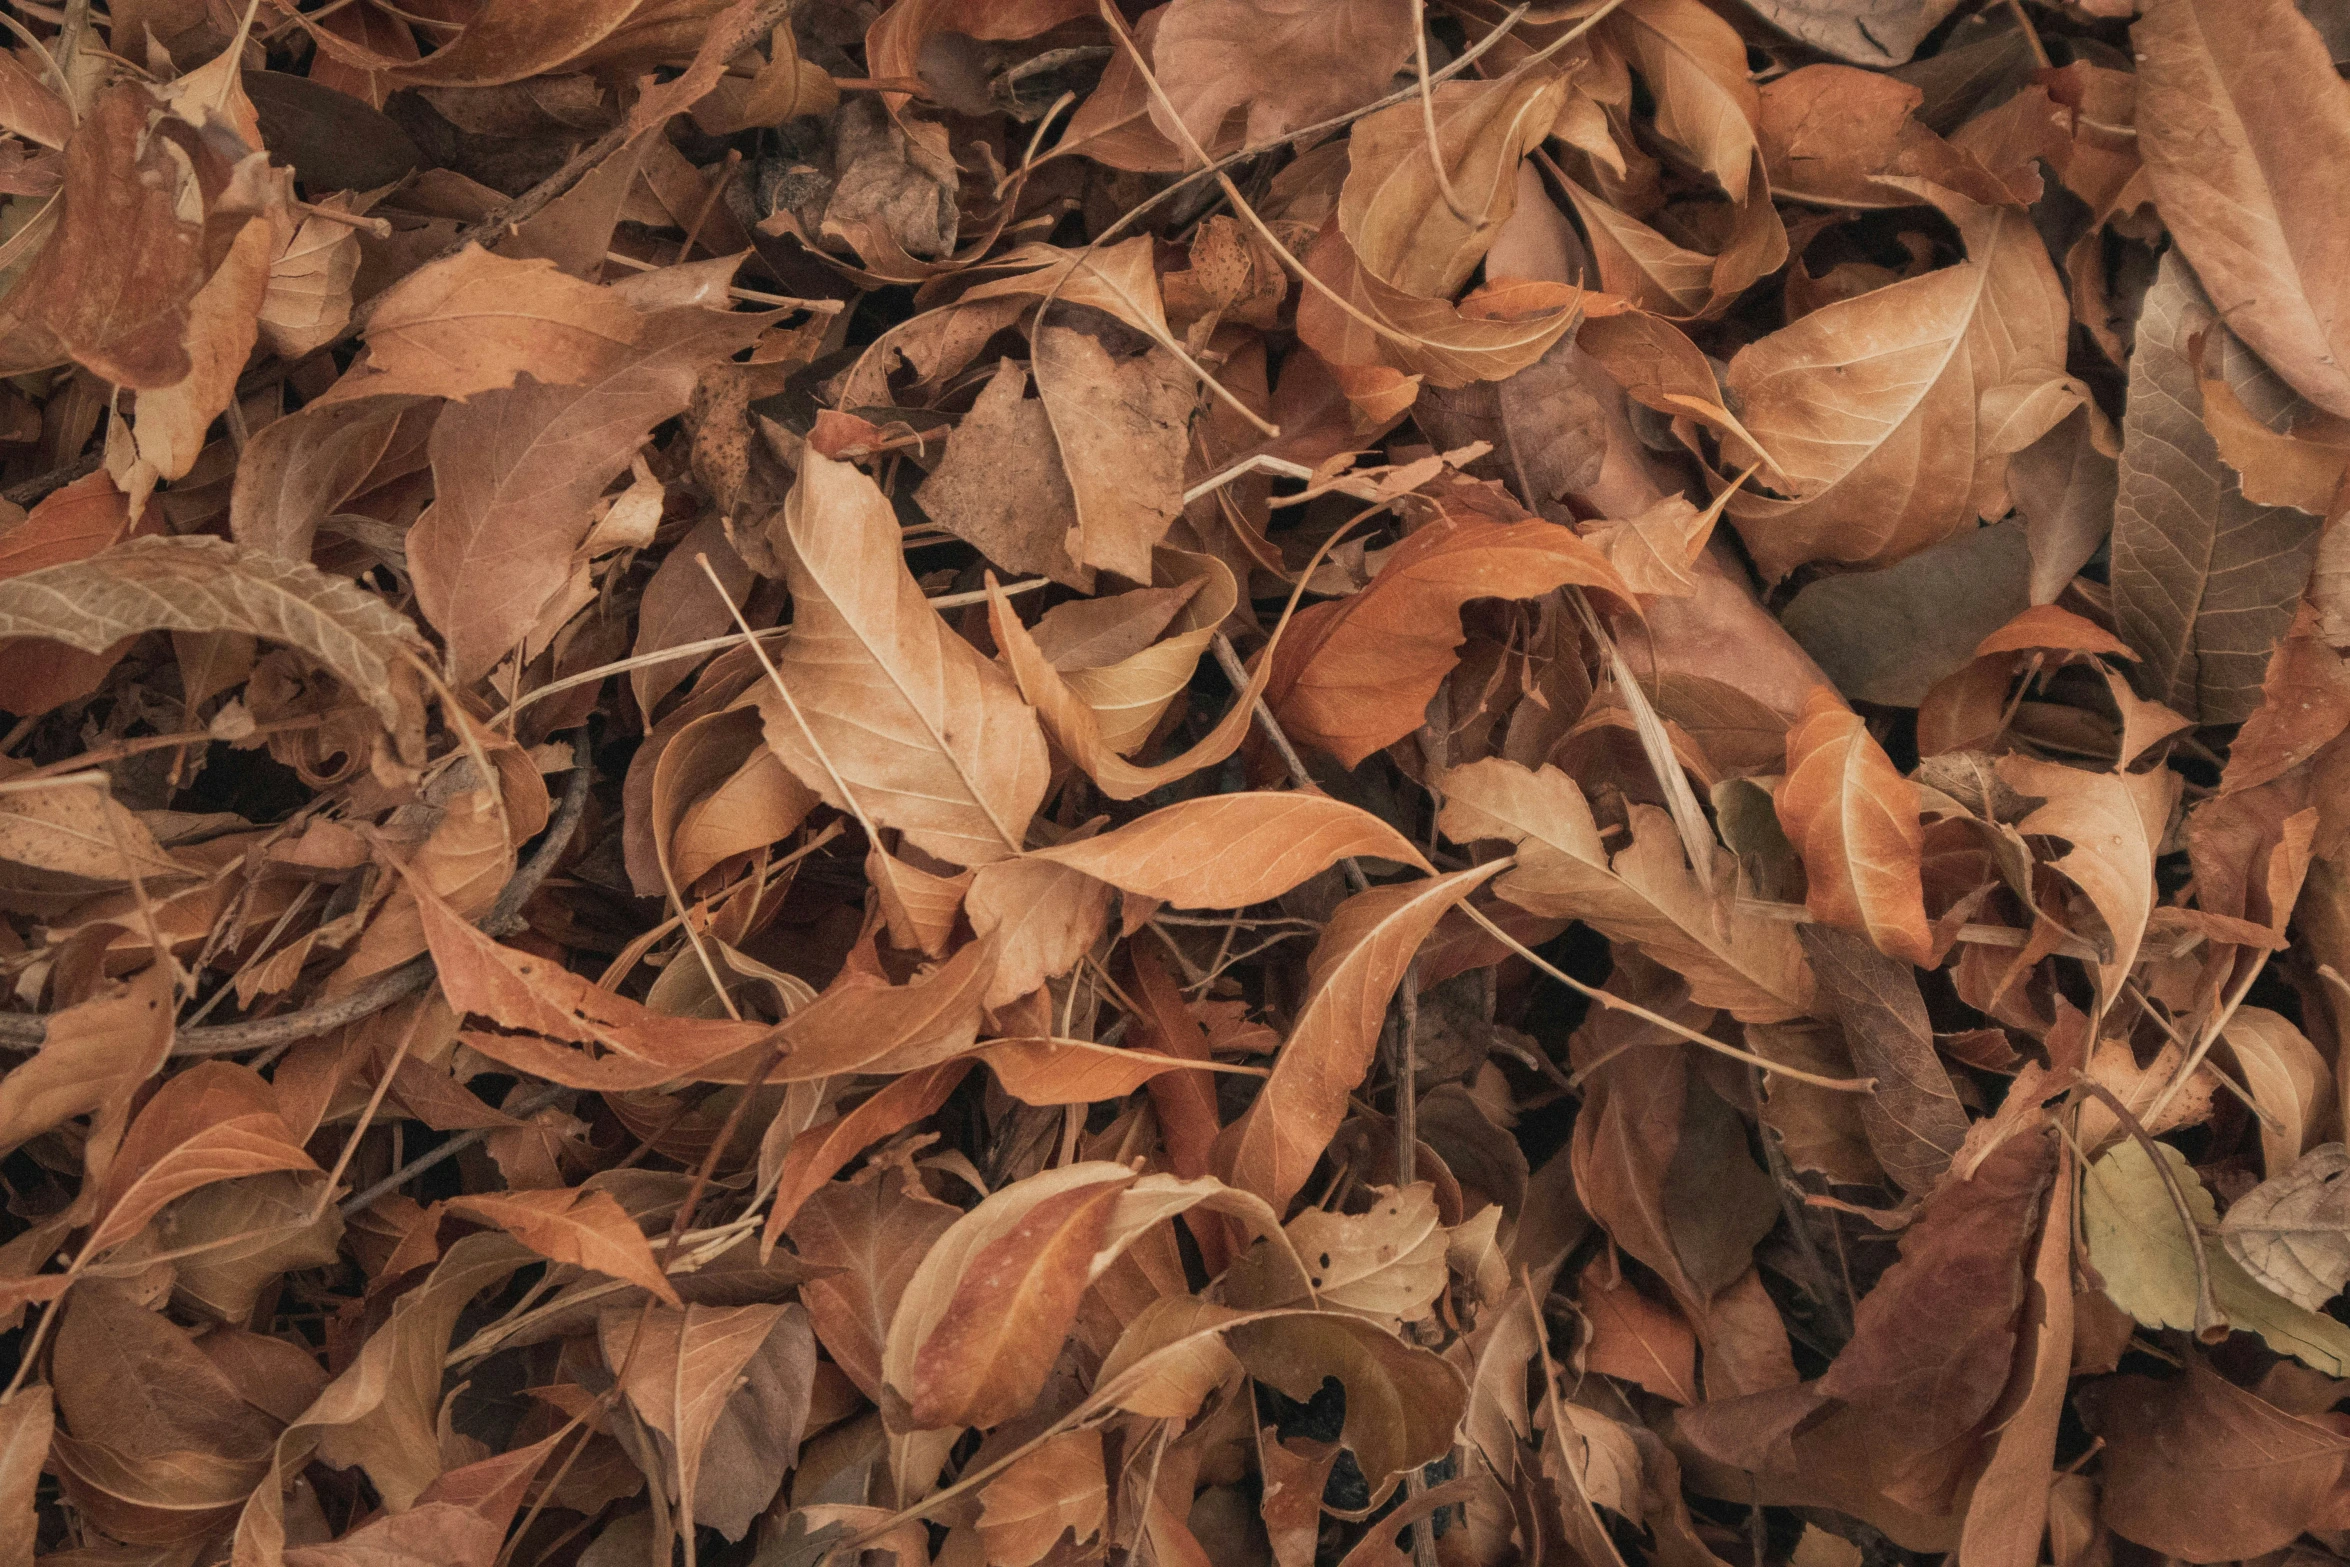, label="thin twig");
[1459,903,1876,1092]
[337,1082,576,1217]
